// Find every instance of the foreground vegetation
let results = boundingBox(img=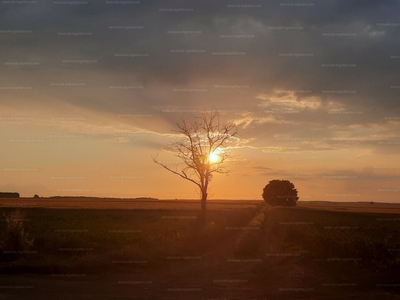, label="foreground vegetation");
[260,207,400,288]
[0,207,256,274]
[1,203,400,298]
